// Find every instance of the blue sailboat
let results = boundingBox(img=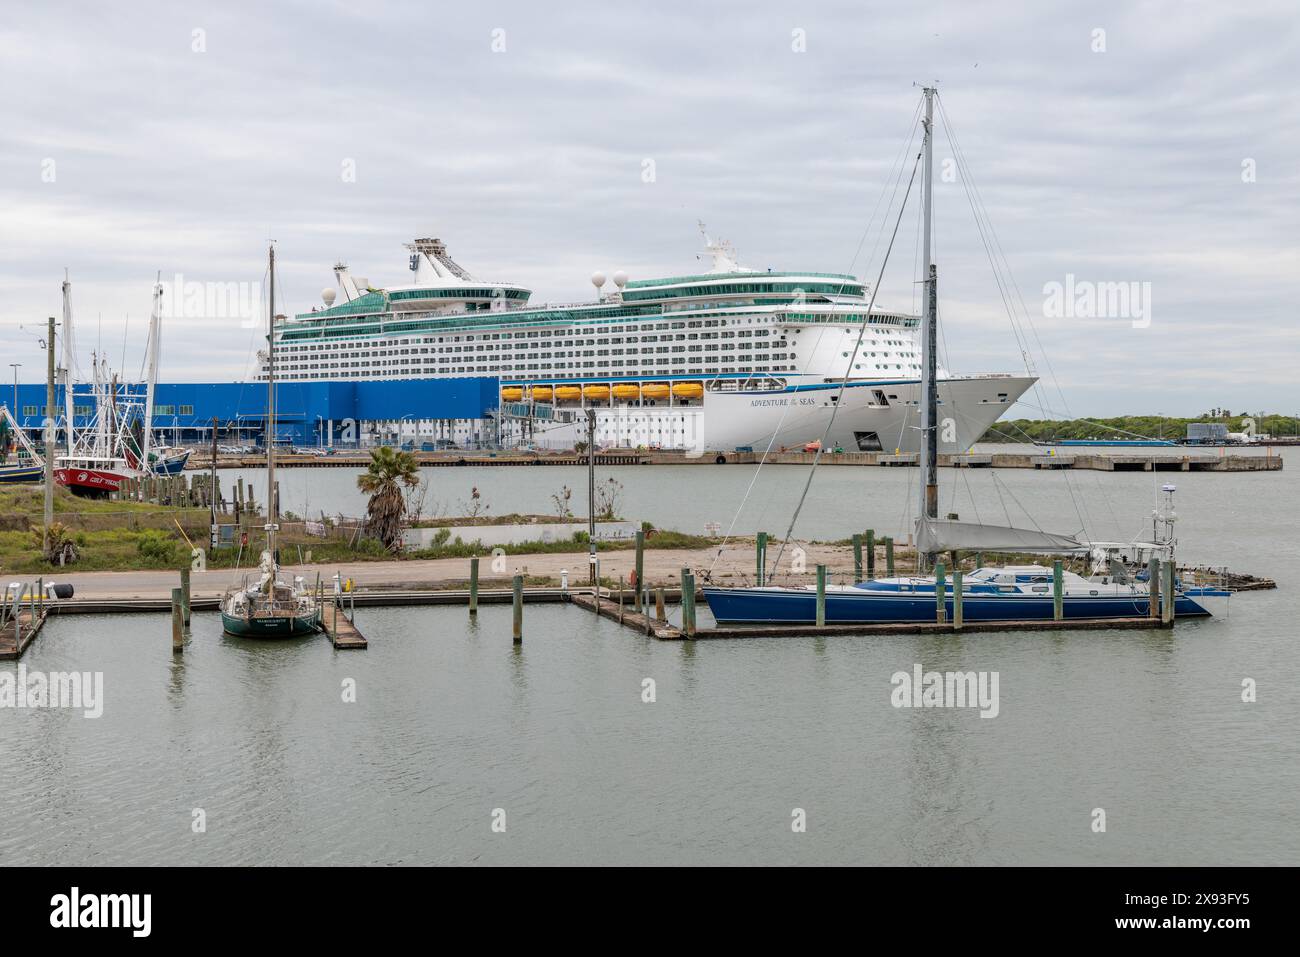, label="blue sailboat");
[702,88,1220,627]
